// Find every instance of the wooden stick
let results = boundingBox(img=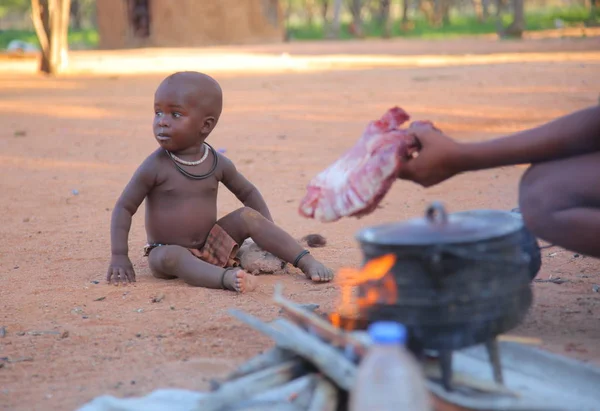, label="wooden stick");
[308,376,339,411]
[195,360,305,411]
[232,374,317,409]
[229,309,357,390]
[224,347,298,382]
[272,283,368,357]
